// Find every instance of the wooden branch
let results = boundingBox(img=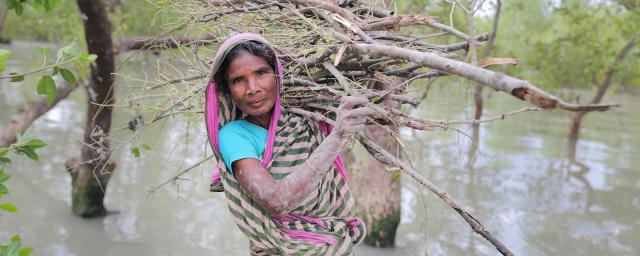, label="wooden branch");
[148,155,214,193]
[321,61,355,95]
[115,35,217,53]
[370,33,489,52]
[361,15,438,31]
[1,83,76,147]
[425,21,479,44]
[201,0,246,7]
[148,74,207,90]
[354,4,392,18]
[440,33,489,52]
[347,43,616,112]
[419,107,541,126]
[197,2,277,22]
